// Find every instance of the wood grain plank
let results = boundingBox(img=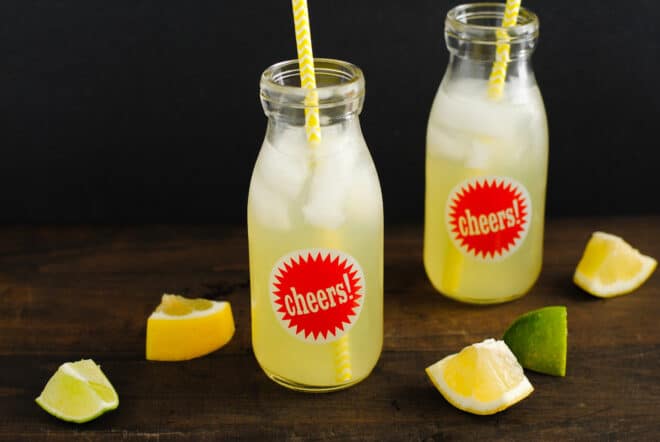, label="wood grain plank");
[0,218,659,440]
